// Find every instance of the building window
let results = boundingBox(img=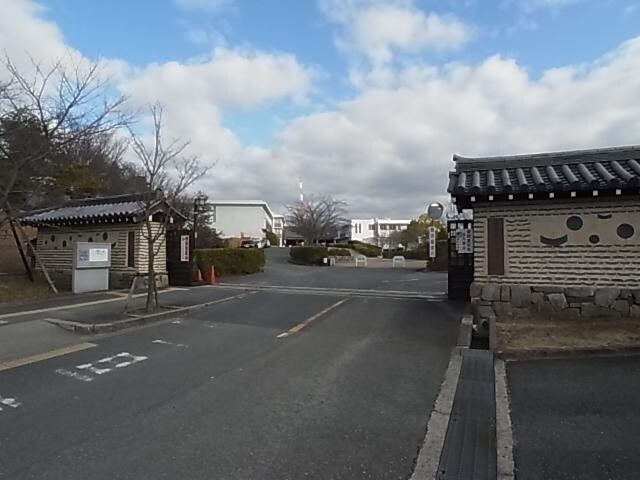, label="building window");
[368,224,374,231]
[487,217,505,275]
[127,231,136,268]
[209,206,216,224]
